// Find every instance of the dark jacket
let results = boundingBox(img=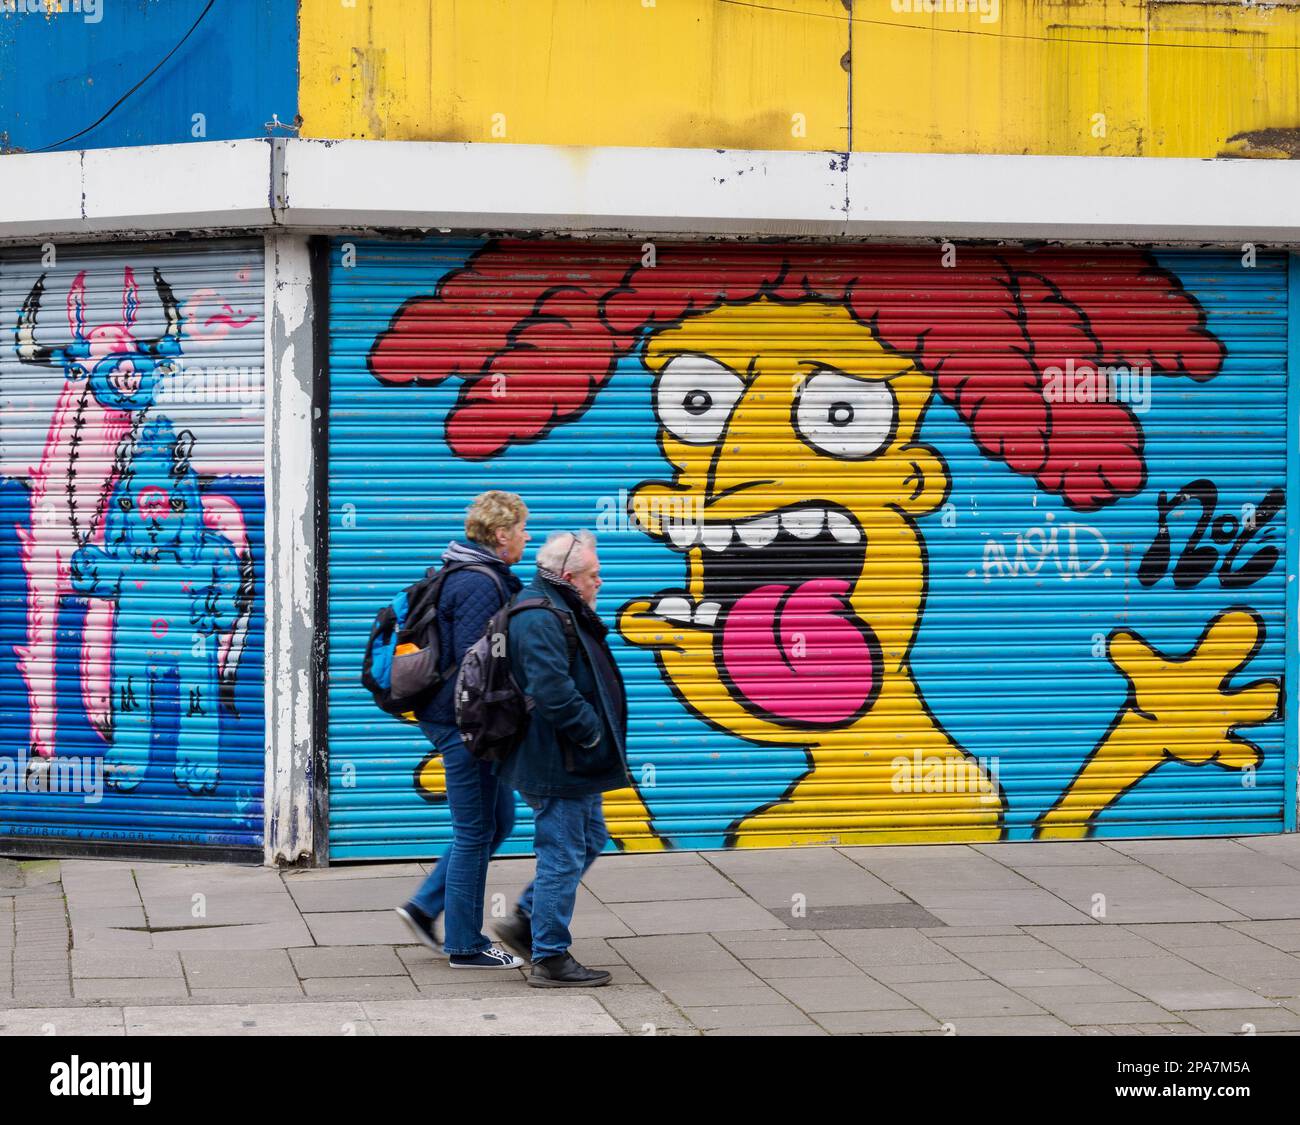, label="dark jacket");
[417,540,521,725]
[497,574,630,798]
